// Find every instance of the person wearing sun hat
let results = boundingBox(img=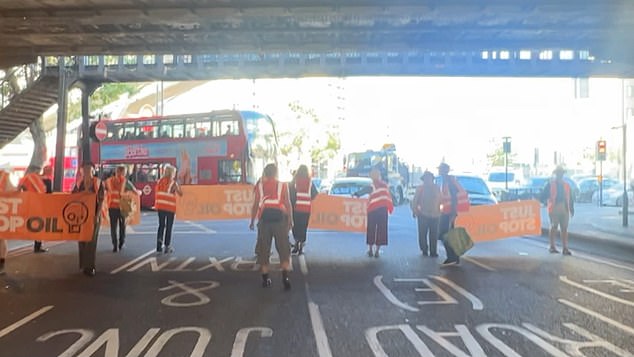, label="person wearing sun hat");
[540,165,575,255]
[411,170,441,257]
